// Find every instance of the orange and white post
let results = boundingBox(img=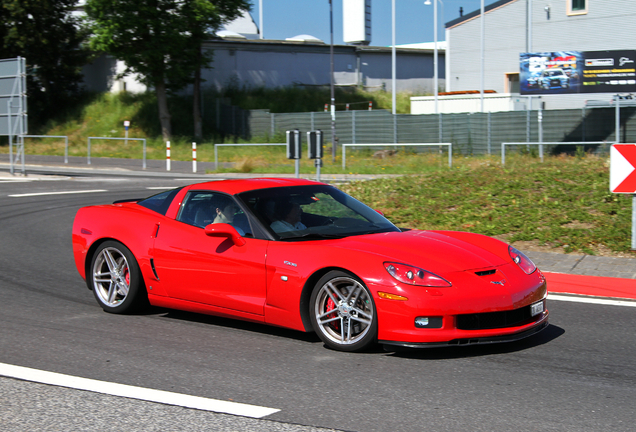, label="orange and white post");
[192,142,197,173]
[166,141,171,171]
